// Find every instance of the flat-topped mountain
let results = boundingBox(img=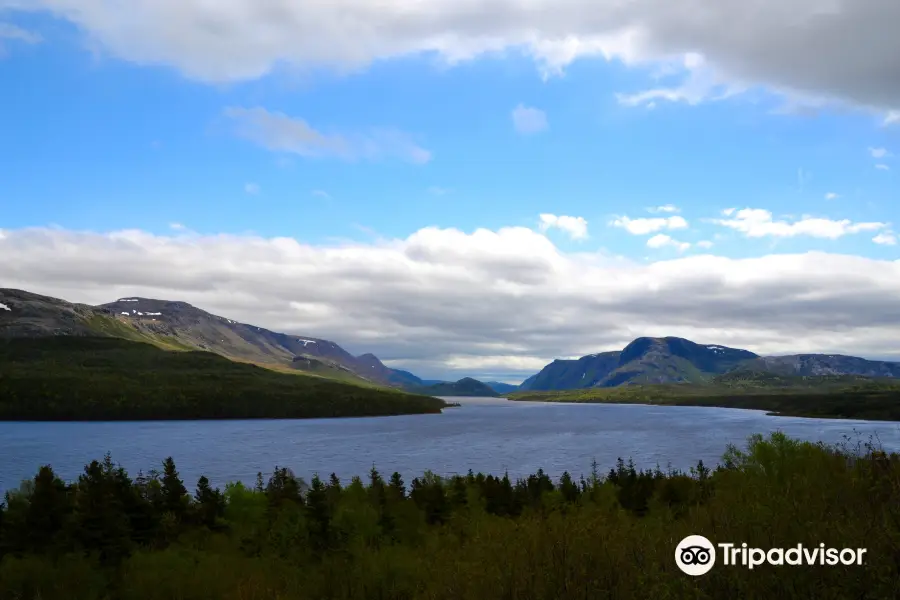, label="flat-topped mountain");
[1,289,423,388]
[519,336,900,391]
